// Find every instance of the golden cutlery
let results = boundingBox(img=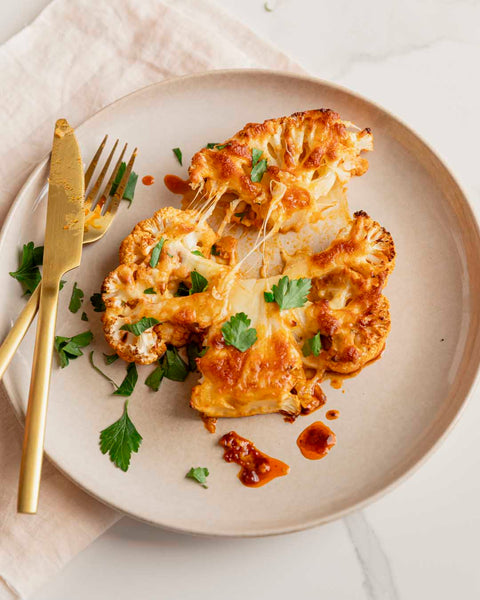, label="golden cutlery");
[0,136,137,382]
